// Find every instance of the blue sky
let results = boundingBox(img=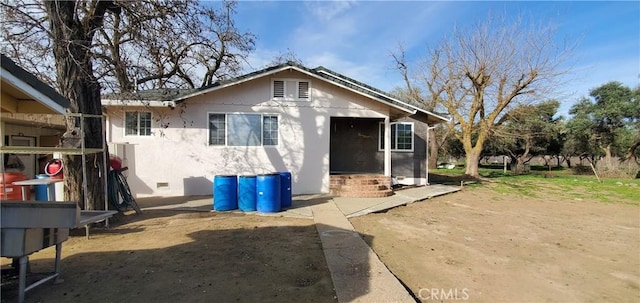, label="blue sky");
[230,1,639,116]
